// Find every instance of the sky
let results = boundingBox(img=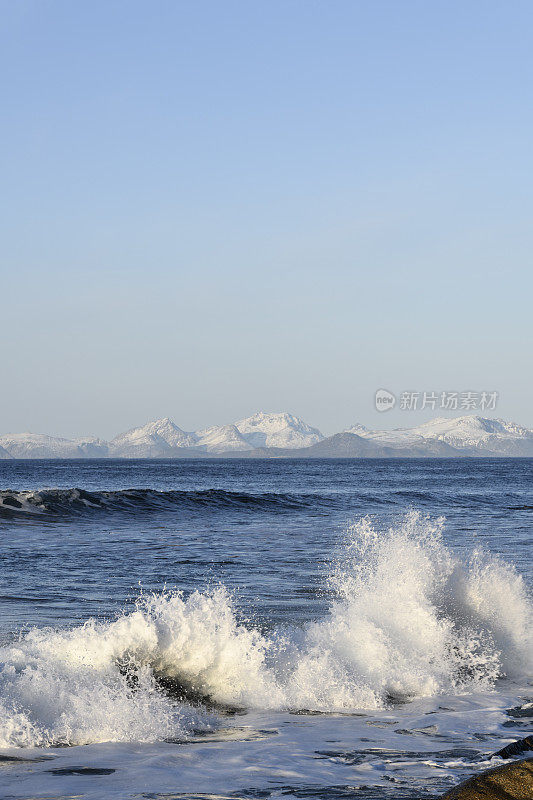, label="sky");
[1,0,532,439]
